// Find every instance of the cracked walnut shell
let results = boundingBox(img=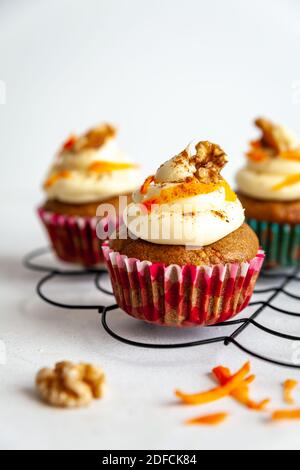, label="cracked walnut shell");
[36,361,106,408]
